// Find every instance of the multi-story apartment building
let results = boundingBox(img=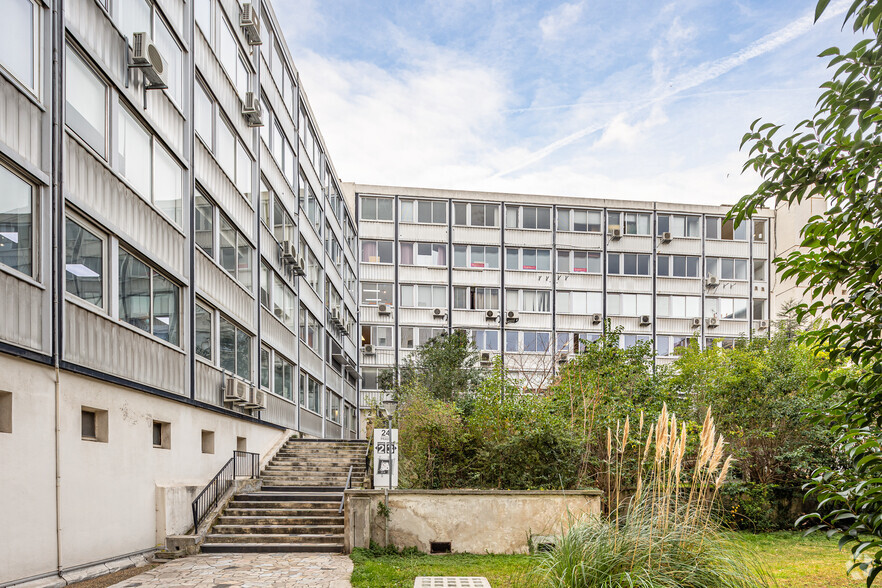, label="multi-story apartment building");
[347,184,776,395]
[1,0,359,584]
